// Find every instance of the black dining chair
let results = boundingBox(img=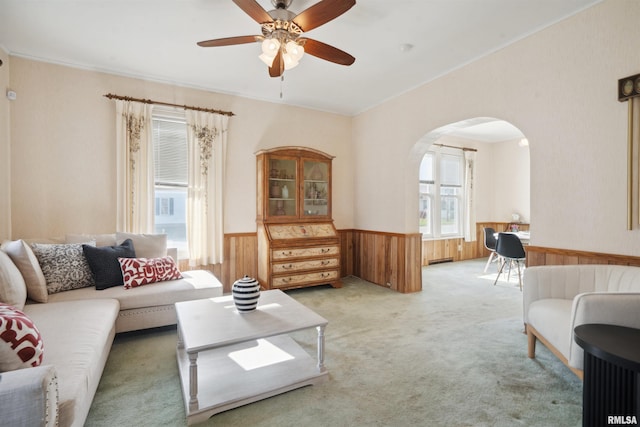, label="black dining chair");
[483,227,499,273]
[493,232,526,290]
